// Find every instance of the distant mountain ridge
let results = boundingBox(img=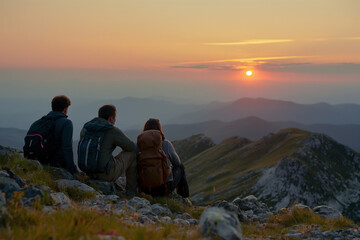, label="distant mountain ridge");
[2,97,360,137]
[178,128,360,222]
[171,97,360,125]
